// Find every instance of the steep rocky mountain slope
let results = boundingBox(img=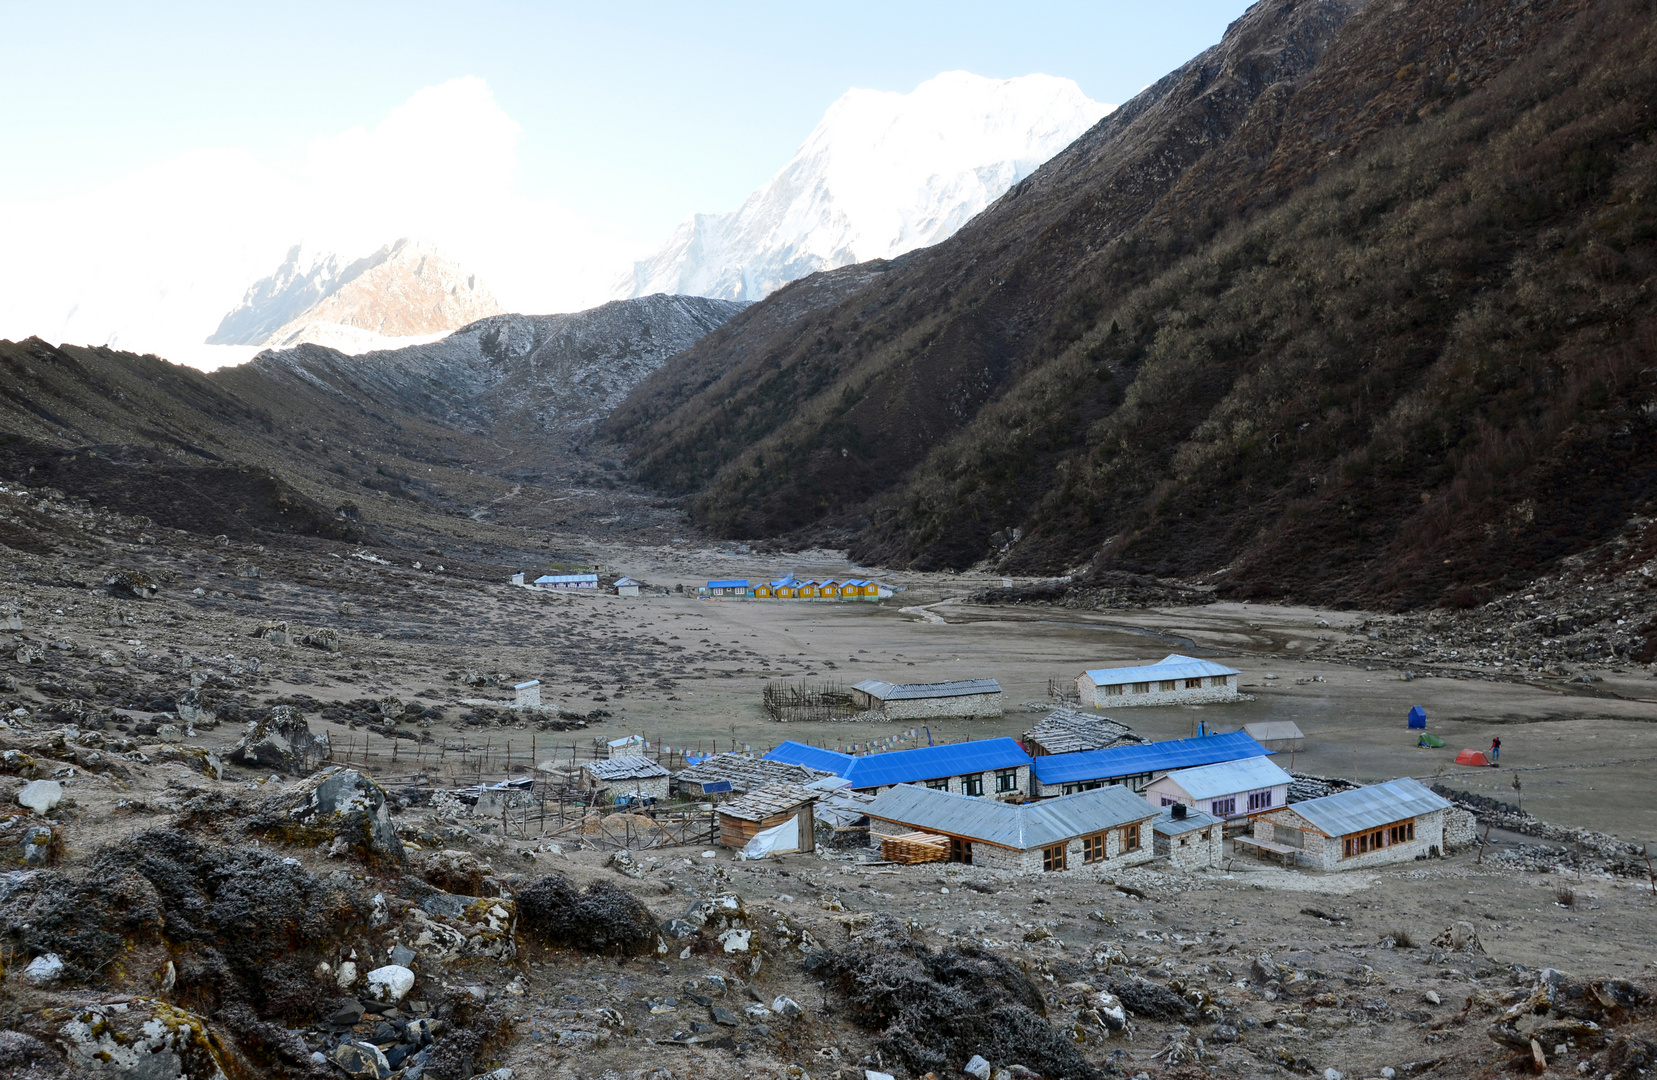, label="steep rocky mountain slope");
[208,238,506,352]
[607,0,1657,610]
[617,72,1111,302]
[0,295,743,542]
